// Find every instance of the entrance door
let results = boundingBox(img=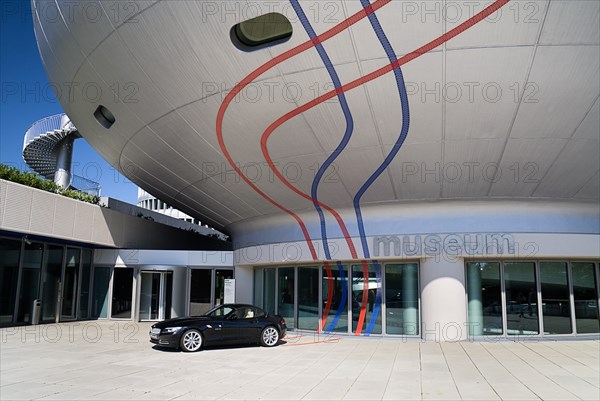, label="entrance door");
[111,268,134,319]
[139,271,172,321]
[189,269,234,316]
[41,245,64,323]
[61,248,80,321]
